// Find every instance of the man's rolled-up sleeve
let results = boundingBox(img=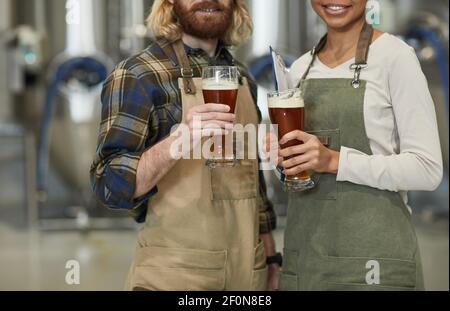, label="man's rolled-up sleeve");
[90,66,158,213]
